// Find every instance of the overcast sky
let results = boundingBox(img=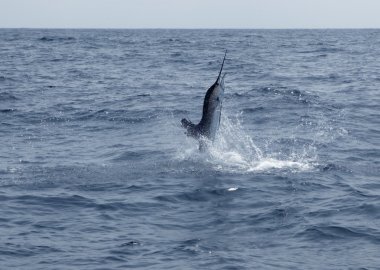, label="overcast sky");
[1,0,380,29]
